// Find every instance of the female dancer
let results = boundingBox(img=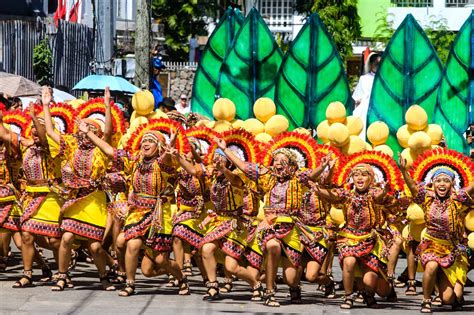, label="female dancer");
[176,144,262,301]
[82,122,188,297]
[216,137,327,307]
[43,90,115,291]
[312,163,394,309]
[399,151,474,312]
